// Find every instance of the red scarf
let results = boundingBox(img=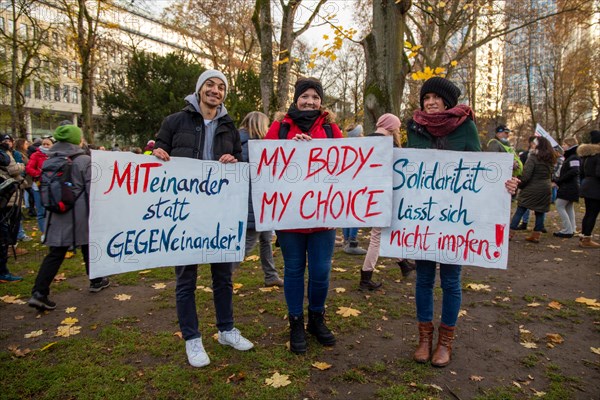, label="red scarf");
[413,104,475,137]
